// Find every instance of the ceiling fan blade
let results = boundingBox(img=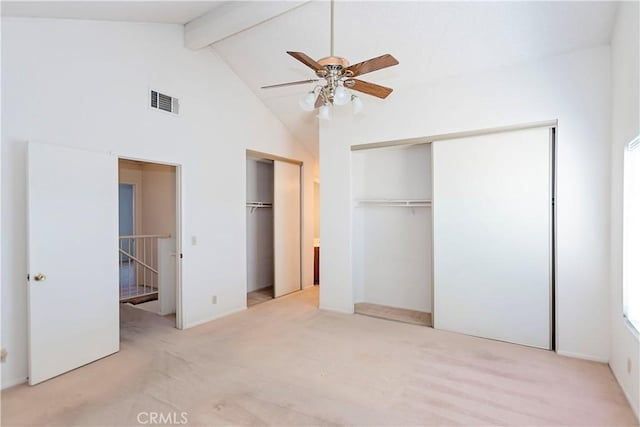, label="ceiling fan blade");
[314,93,325,109]
[287,51,324,72]
[261,79,320,89]
[346,79,393,99]
[345,54,399,77]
